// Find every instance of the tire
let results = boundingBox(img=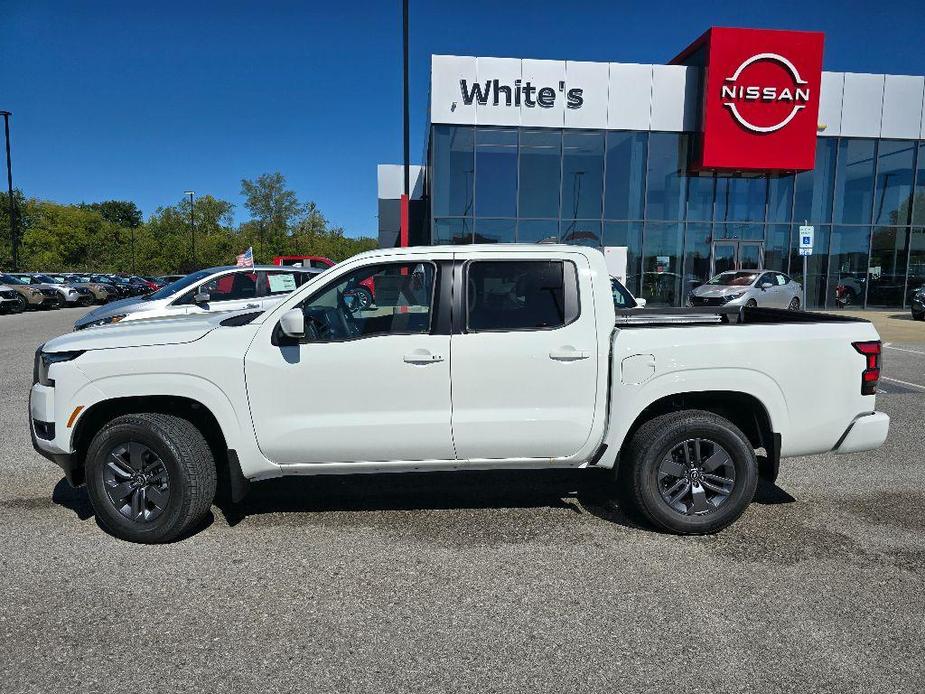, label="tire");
[85,413,217,543]
[745,299,758,308]
[13,296,27,313]
[353,286,374,310]
[619,410,758,535]
[788,297,801,310]
[913,311,924,321]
